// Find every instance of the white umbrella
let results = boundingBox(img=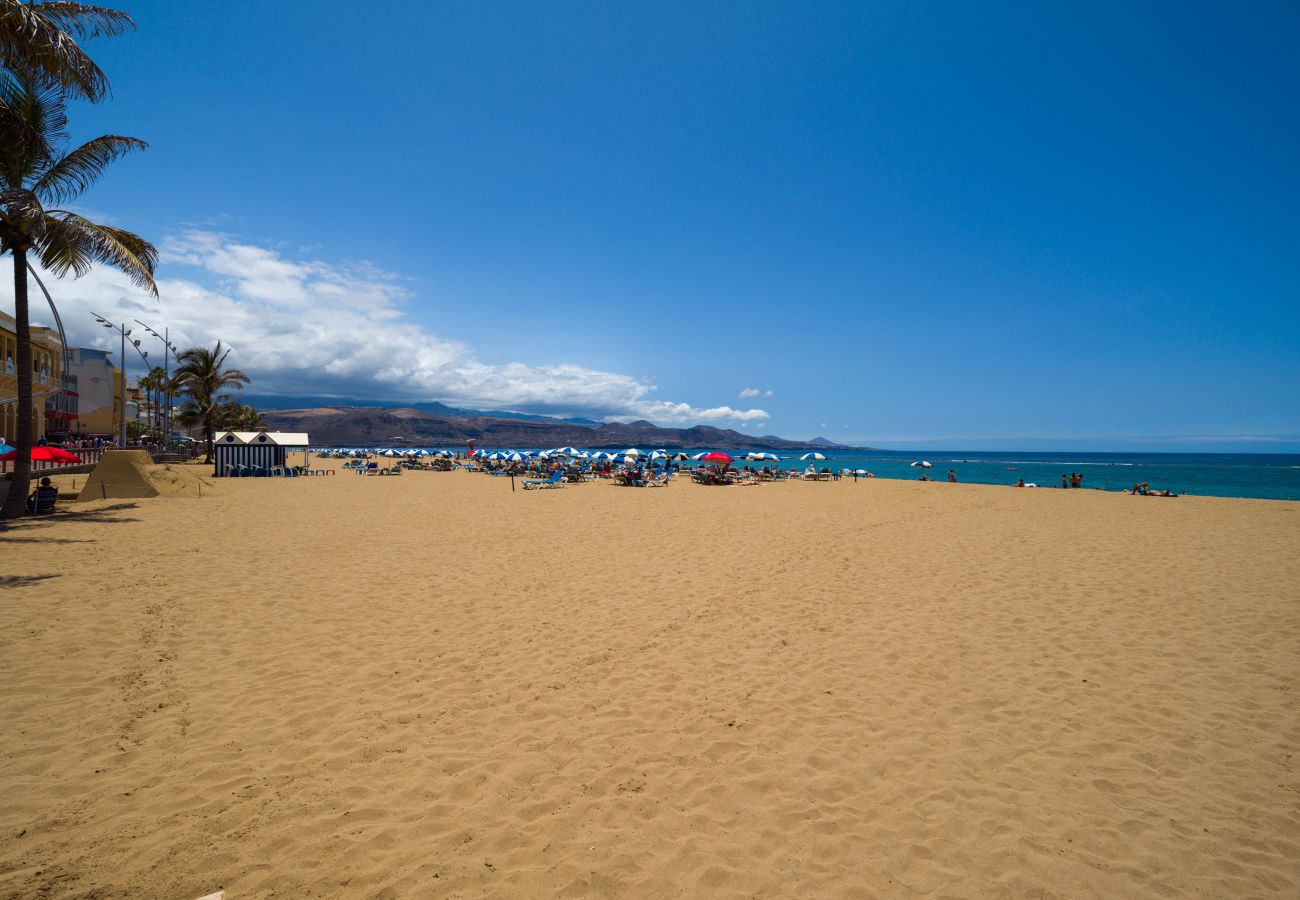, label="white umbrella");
[690,452,711,461]
[748,452,781,461]
[620,448,643,458]
[910,460,933,469]
[800,452,826,461]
